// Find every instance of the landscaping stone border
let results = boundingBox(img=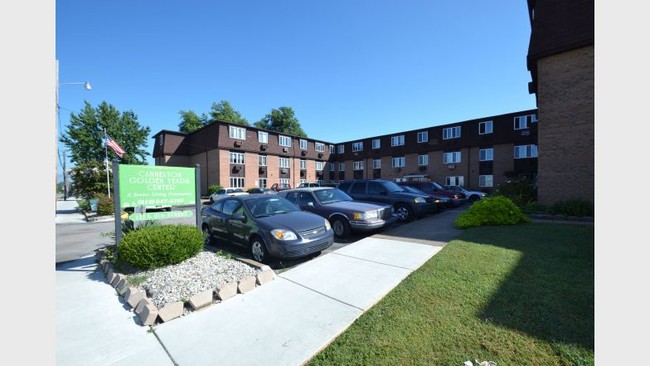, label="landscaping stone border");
[95,250,277,326]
